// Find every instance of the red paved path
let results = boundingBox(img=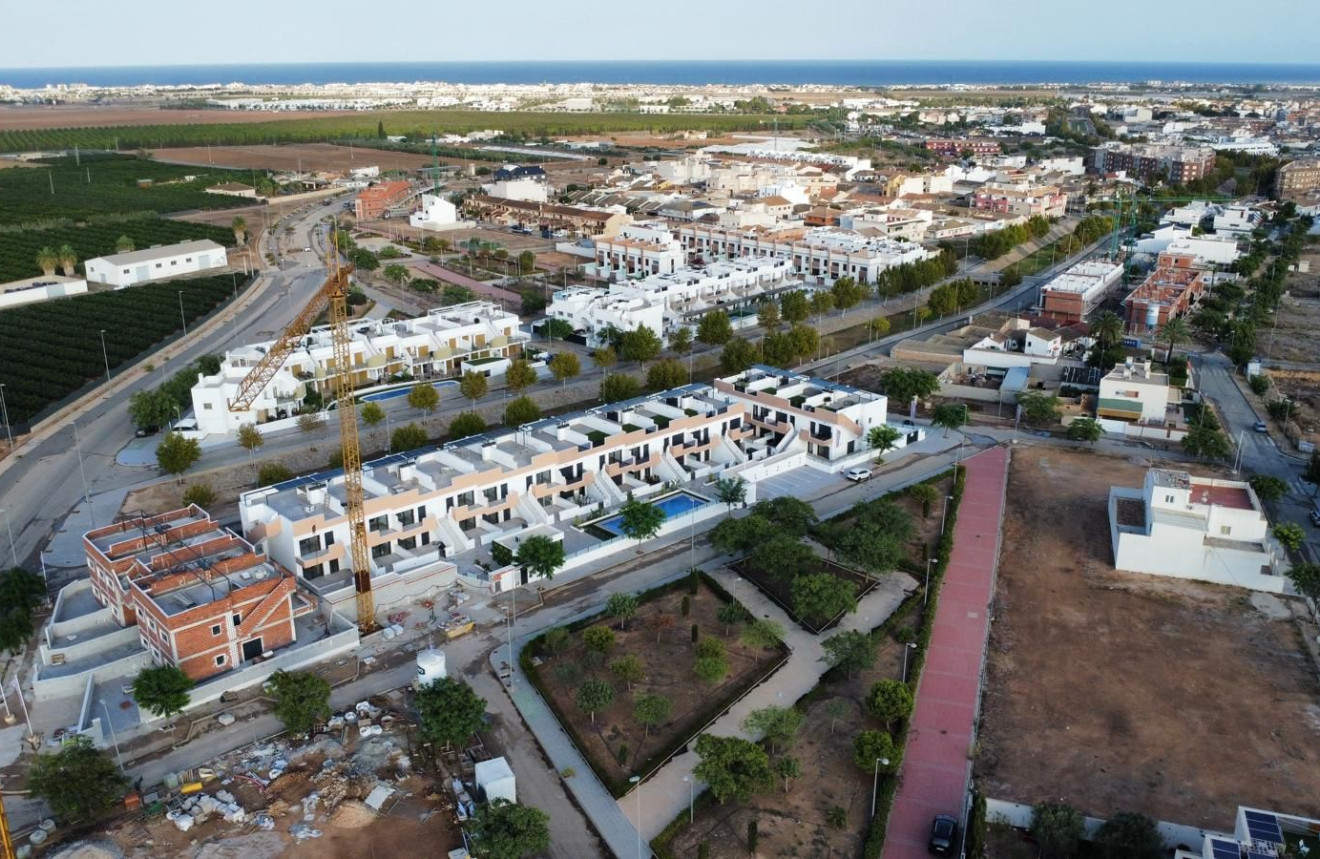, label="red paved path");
[882,446,1009,859]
